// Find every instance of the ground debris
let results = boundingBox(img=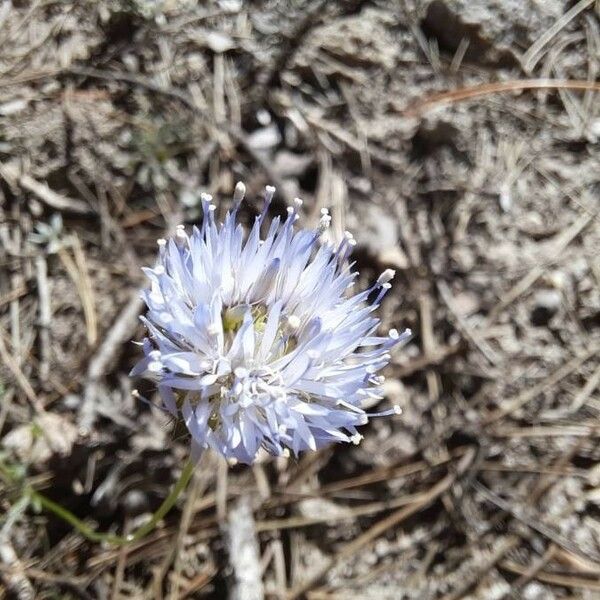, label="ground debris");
[0,1,598,598]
